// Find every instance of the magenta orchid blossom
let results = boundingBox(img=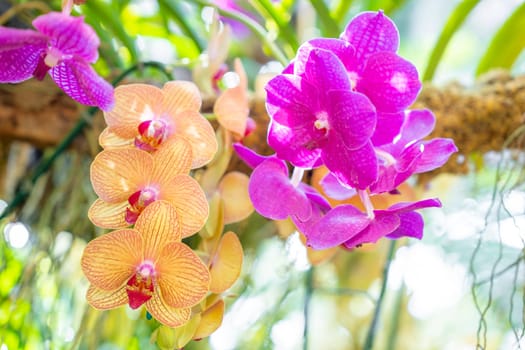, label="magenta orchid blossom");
[0,12,114,111]
[239,10,457,251]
